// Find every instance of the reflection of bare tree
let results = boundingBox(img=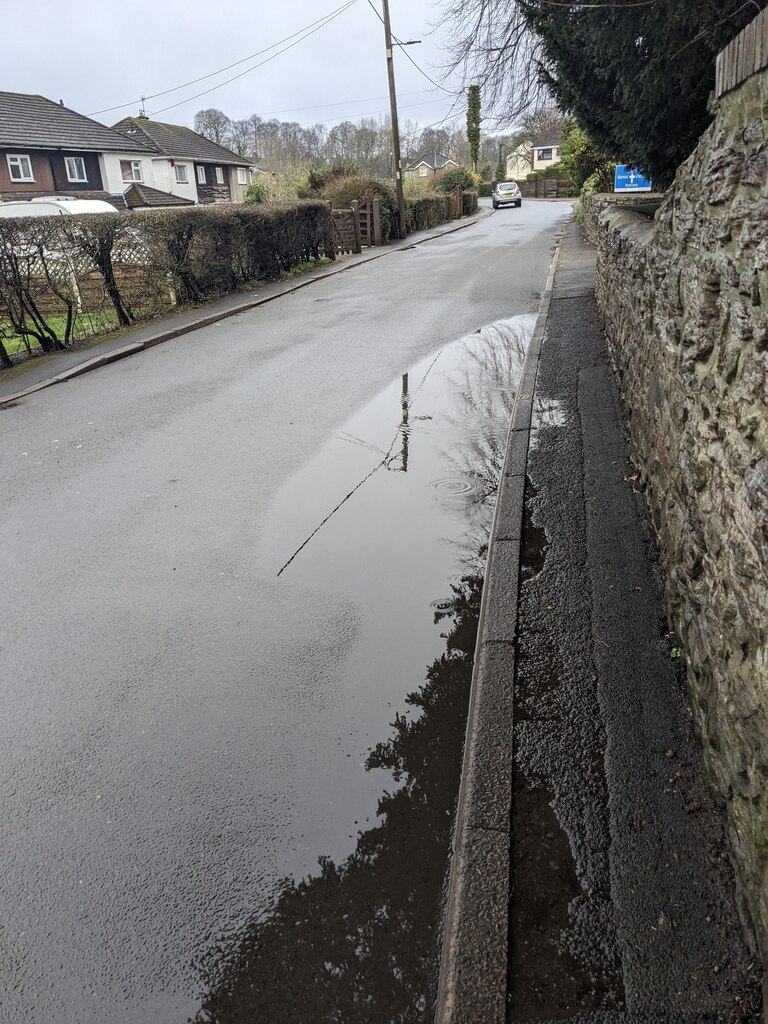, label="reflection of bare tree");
[194,575,483,1024]
[440,318,532,569]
